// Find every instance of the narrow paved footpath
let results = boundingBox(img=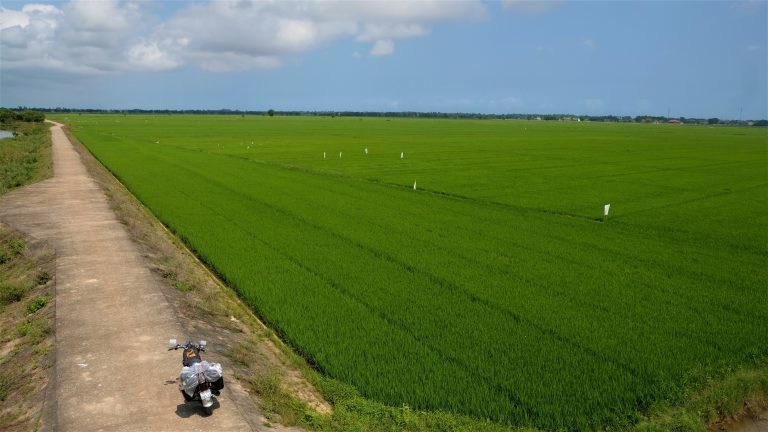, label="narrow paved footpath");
[0,122,259,431]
